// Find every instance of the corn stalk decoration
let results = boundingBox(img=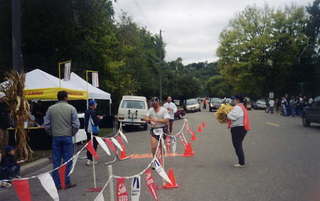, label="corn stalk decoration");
[0,71,32,160]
